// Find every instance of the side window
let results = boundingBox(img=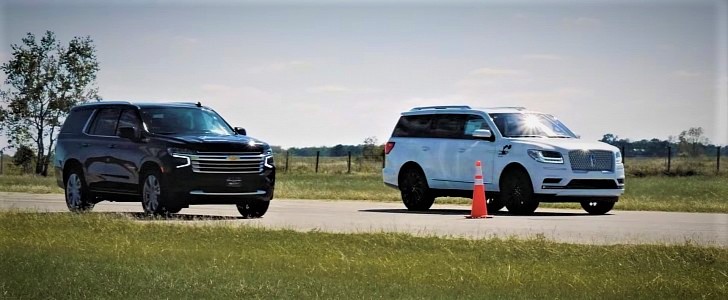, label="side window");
[116,109,142,135]
[431,114,466,139]
[60,108,94,134]
[463,115,491,138]
[392,115,433,138]
[88,108,121,136]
